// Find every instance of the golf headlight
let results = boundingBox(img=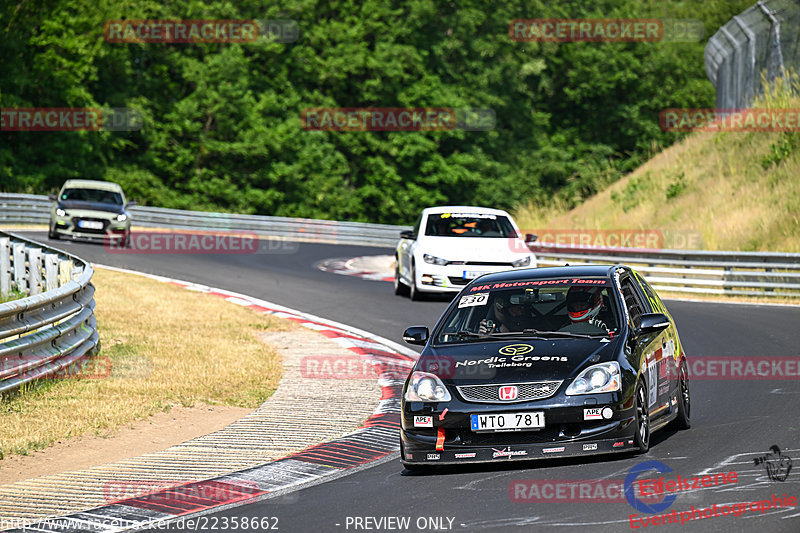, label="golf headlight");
[423,254,448,266]
[566,362,621,395]
[404,371,451,402]
[512,255,532,267]
[116,213,128,222]
[55,208,66,217]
